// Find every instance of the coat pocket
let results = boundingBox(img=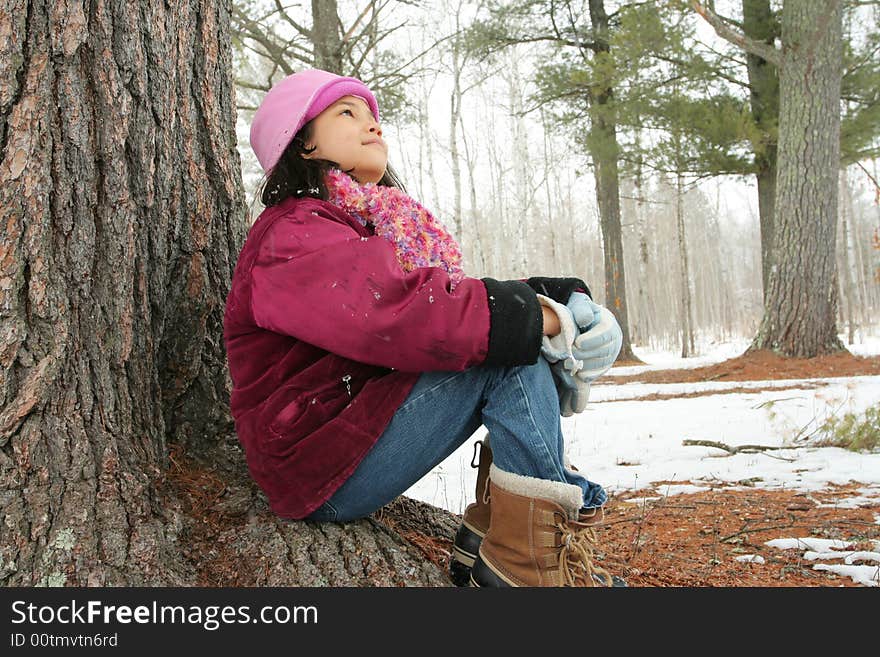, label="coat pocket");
[264,382,342,450]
